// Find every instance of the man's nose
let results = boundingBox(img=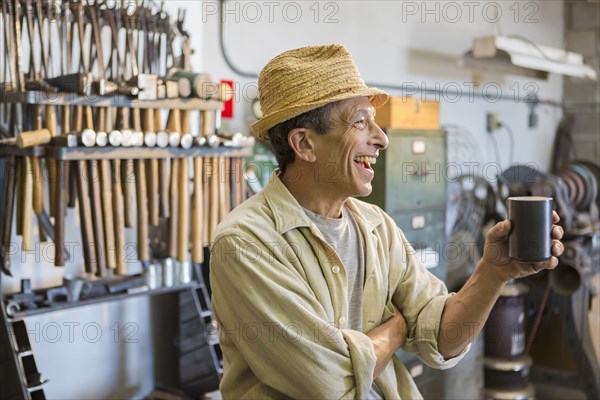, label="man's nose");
[369,122,389,150]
